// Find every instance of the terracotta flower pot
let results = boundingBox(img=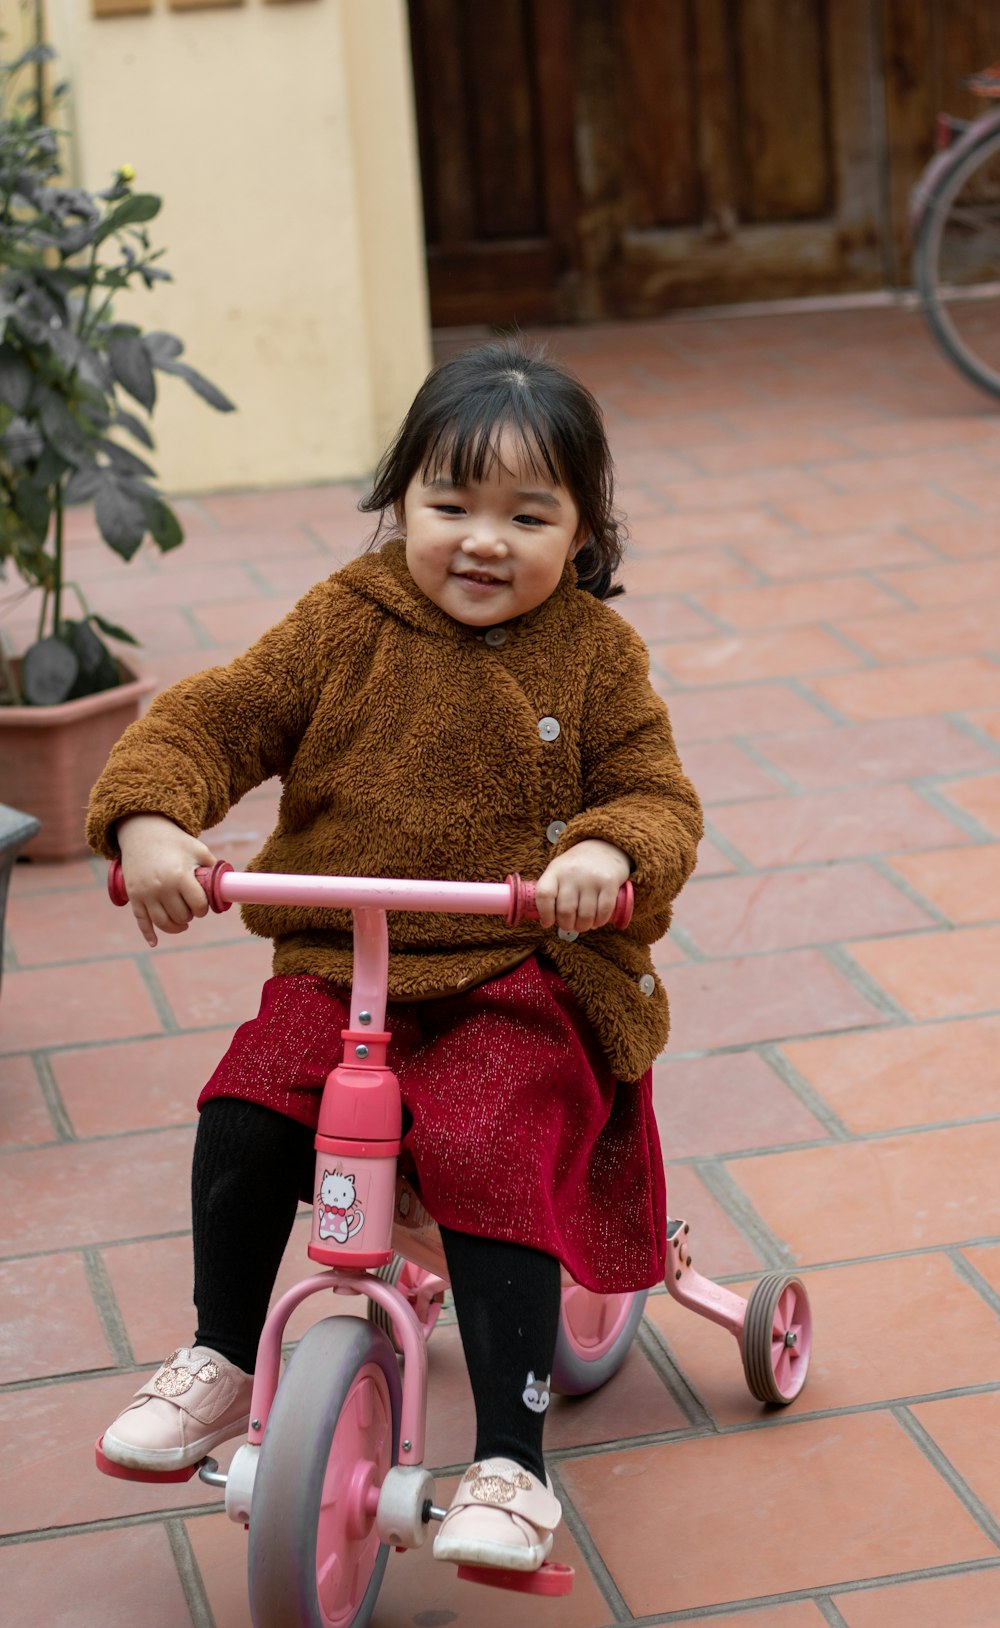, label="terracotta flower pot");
[0,663,155,862]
